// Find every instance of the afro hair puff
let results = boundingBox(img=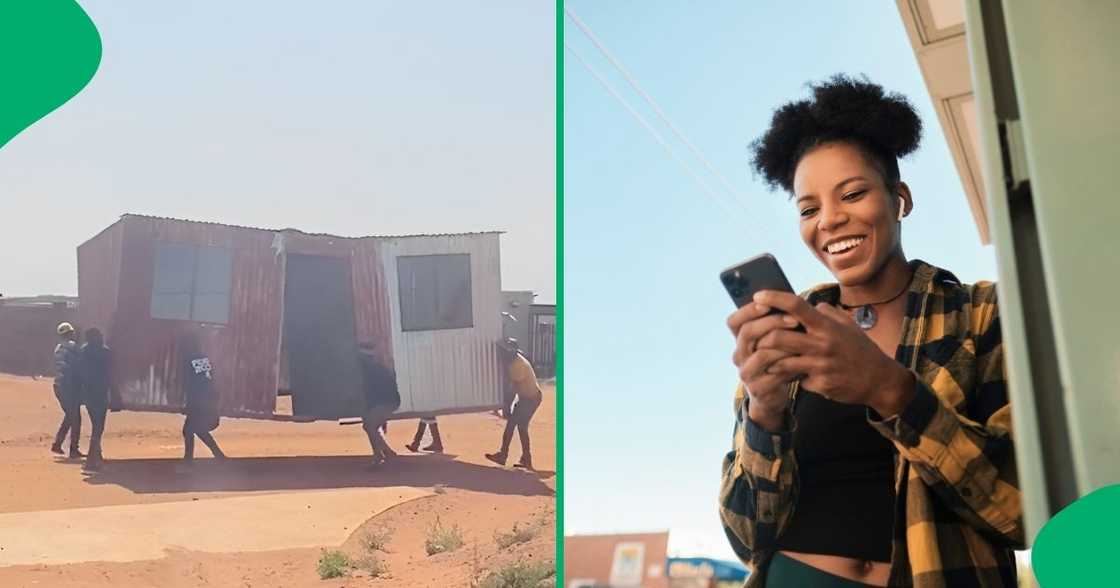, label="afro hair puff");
[750,74,922,193]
